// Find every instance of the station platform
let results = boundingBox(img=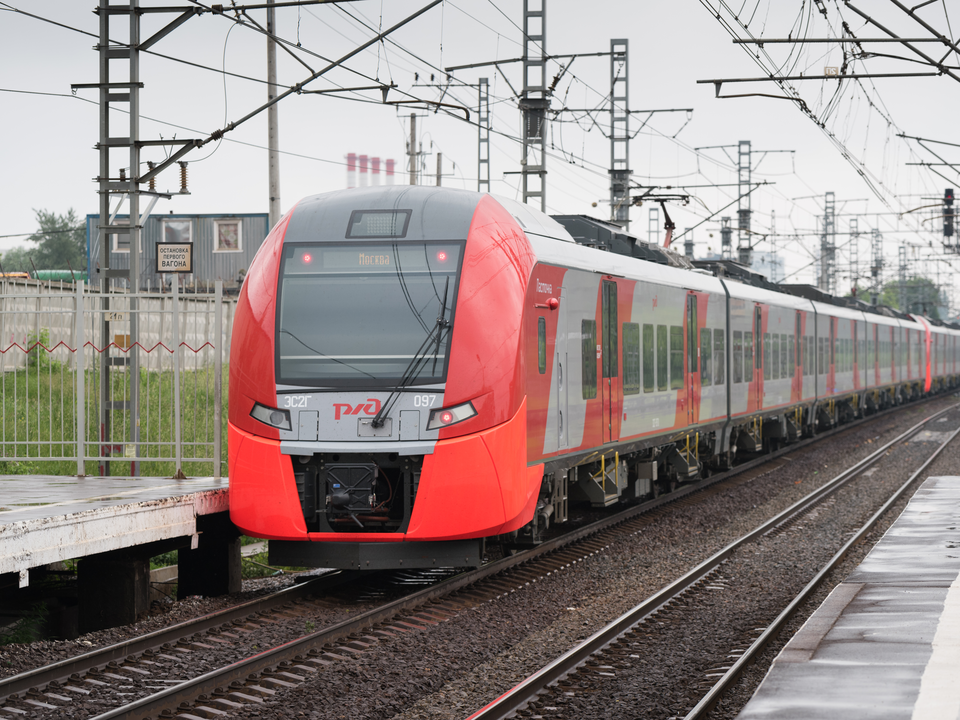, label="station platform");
[0,474,228,587]
[737,475,960,720]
